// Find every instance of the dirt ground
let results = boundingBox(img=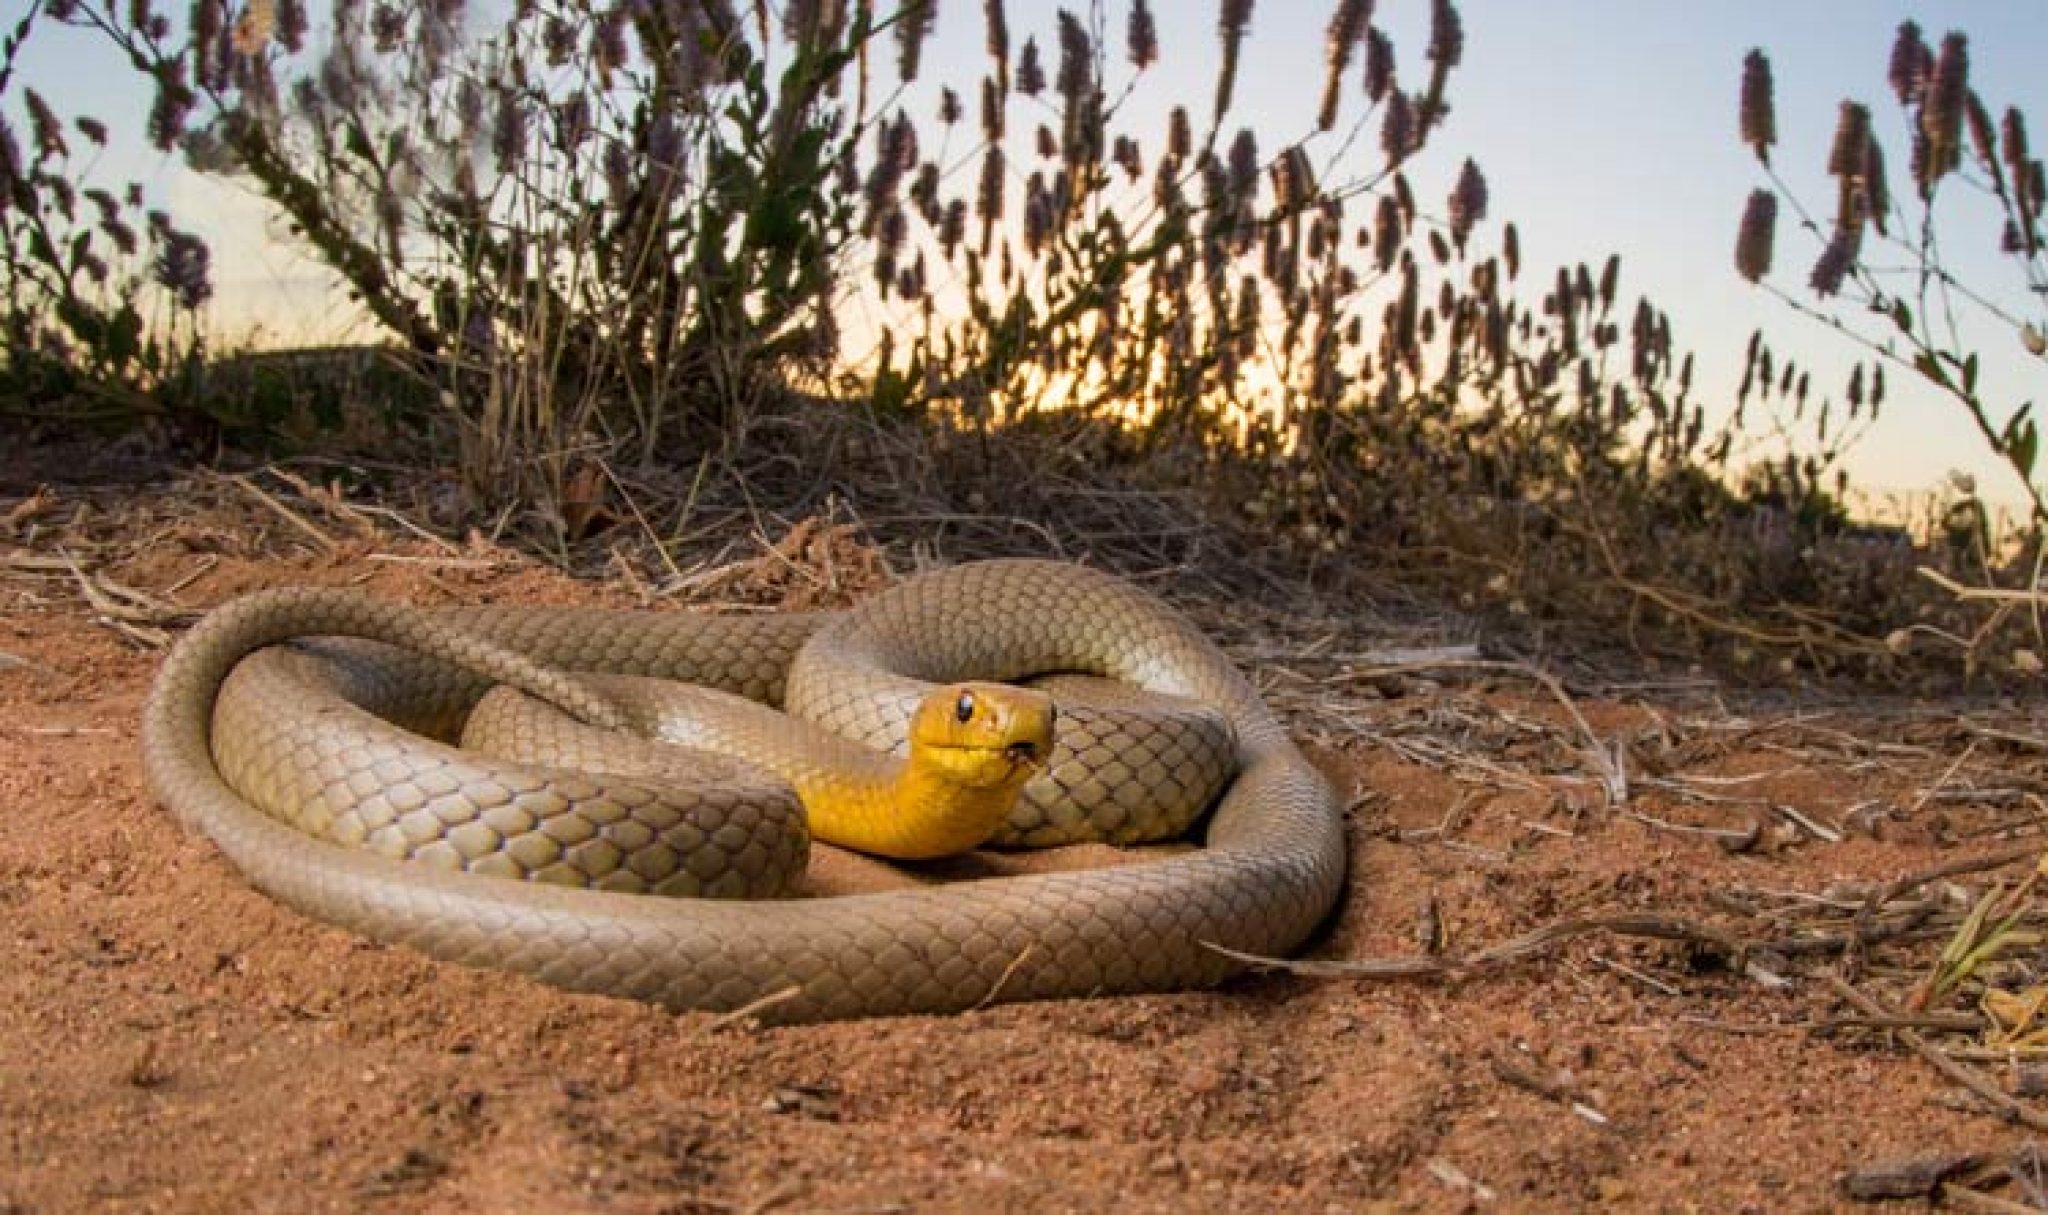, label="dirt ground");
[5,461,2048,1214]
